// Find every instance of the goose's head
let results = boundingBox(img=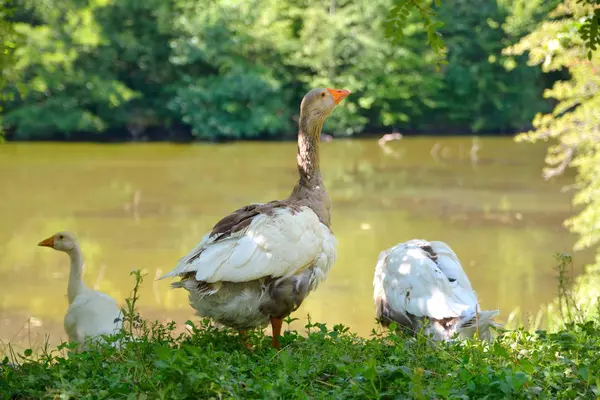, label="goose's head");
[38,231,78,252]
[300,88,351,121]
